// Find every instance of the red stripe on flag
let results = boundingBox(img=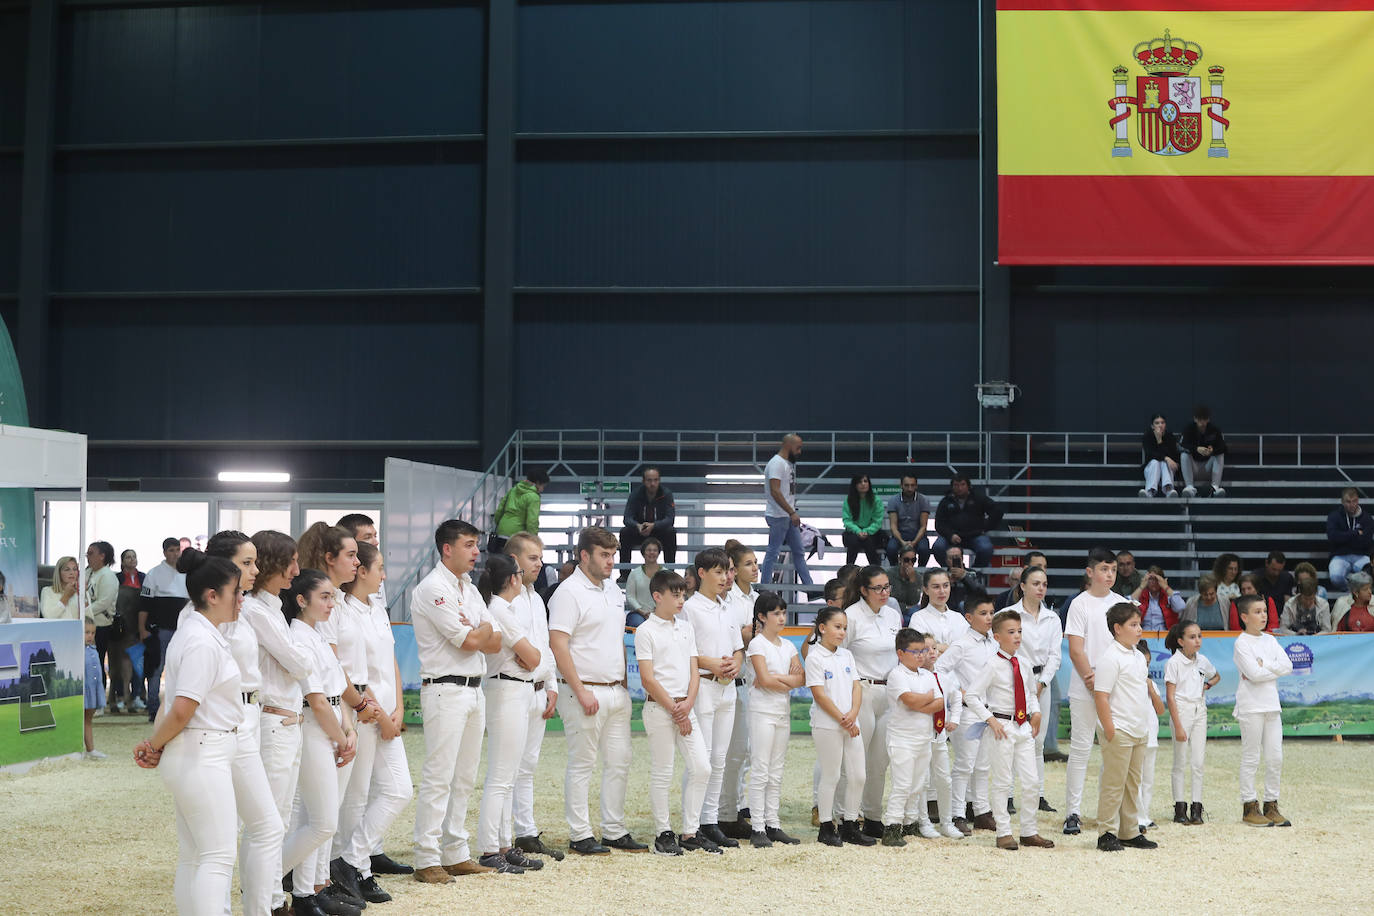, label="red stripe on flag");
[999,175,1374,265]
[997,2,1374,9]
